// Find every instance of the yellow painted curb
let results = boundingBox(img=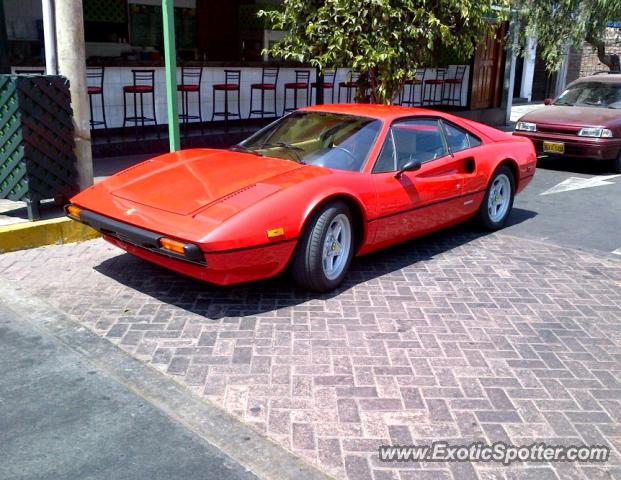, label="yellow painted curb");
[0,217,101,253]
